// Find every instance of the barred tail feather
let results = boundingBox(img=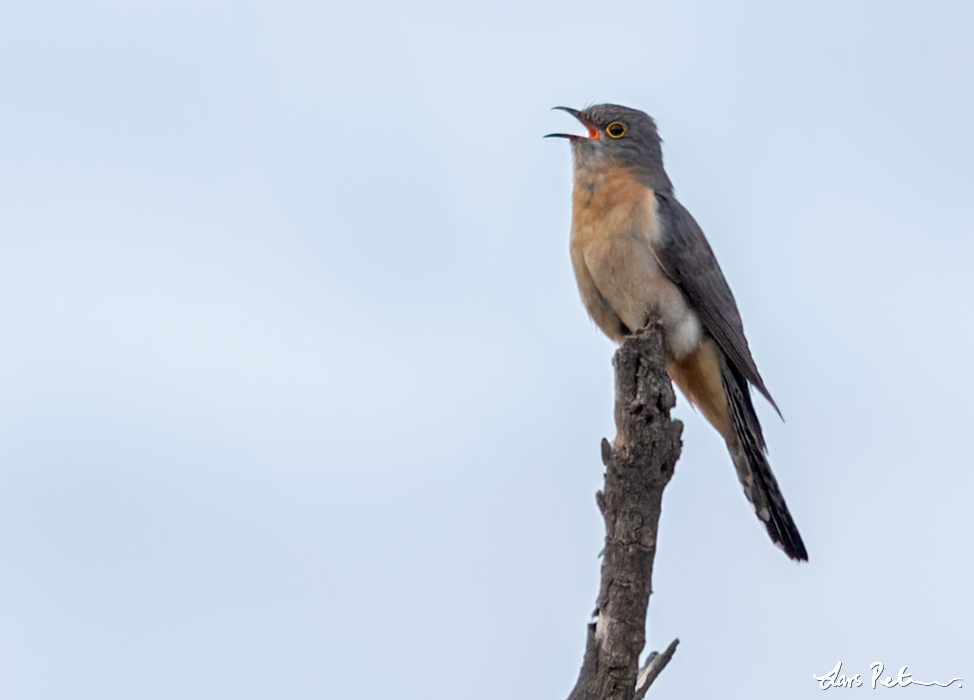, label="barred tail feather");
[722,365,808,562]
